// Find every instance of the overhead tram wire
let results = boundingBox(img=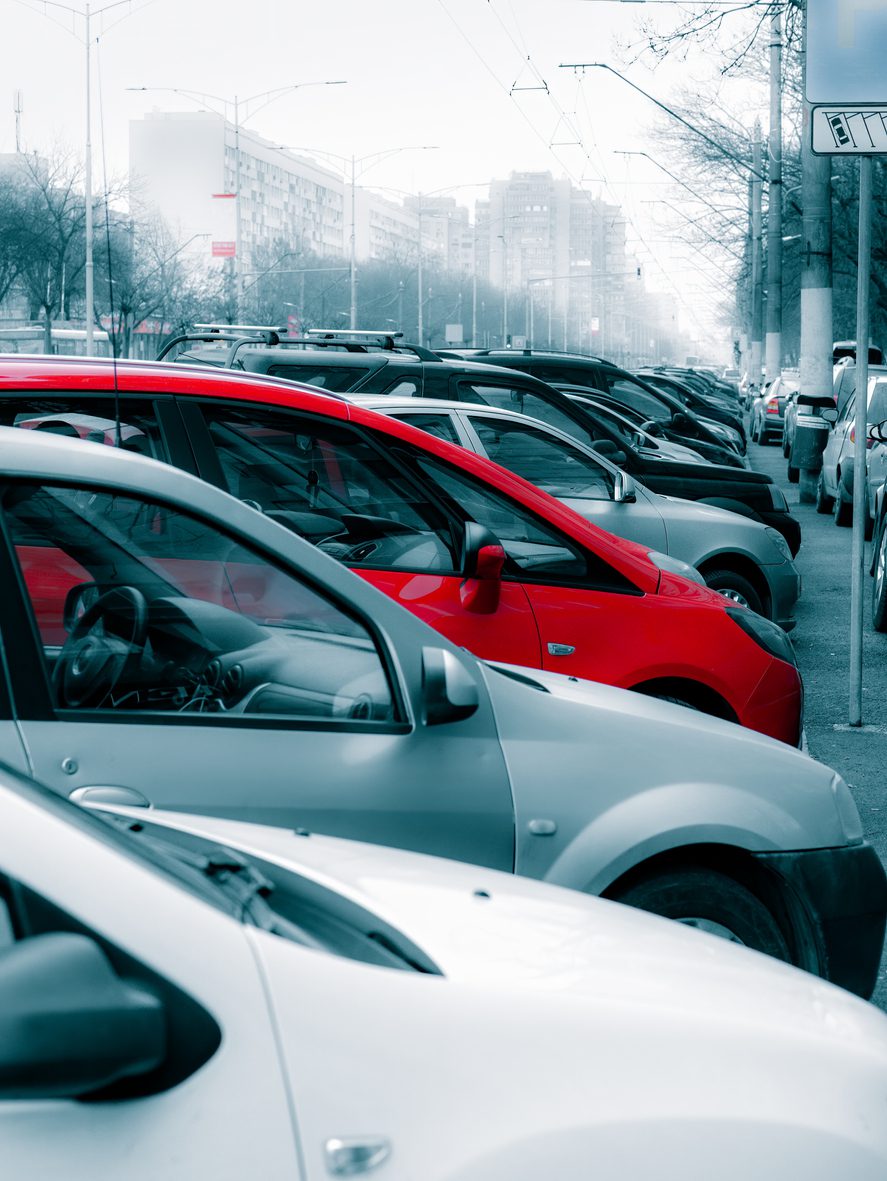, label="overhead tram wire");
[433,0,714,342]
